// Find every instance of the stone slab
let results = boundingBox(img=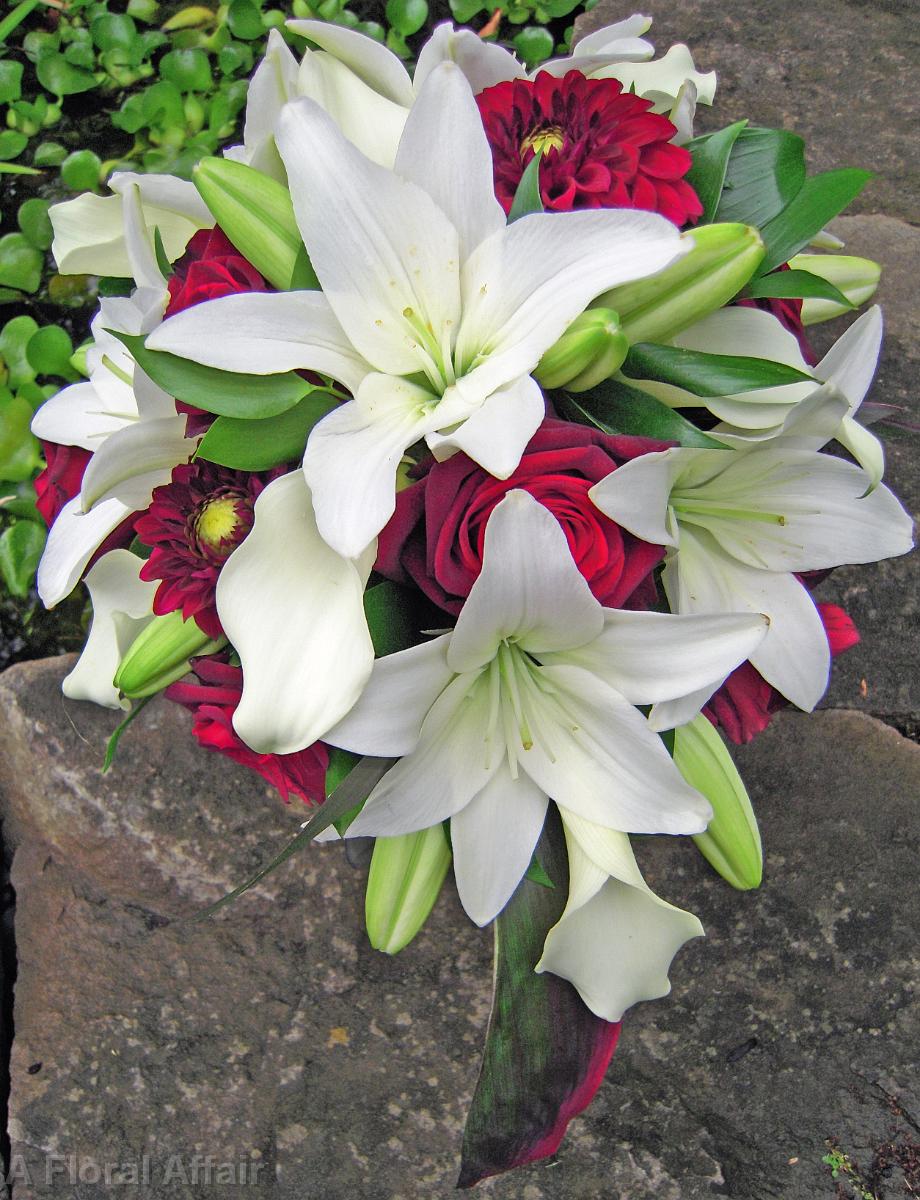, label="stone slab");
[0,658,918,1198]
